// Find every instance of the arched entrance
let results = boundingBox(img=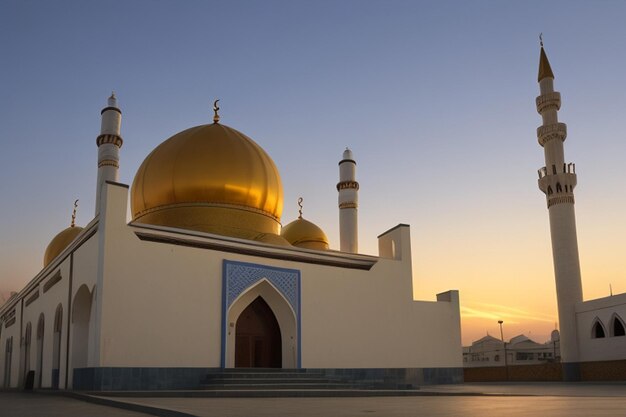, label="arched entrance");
[225,278,298,368]
[223,262,300,369]
[235,297,281,368]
